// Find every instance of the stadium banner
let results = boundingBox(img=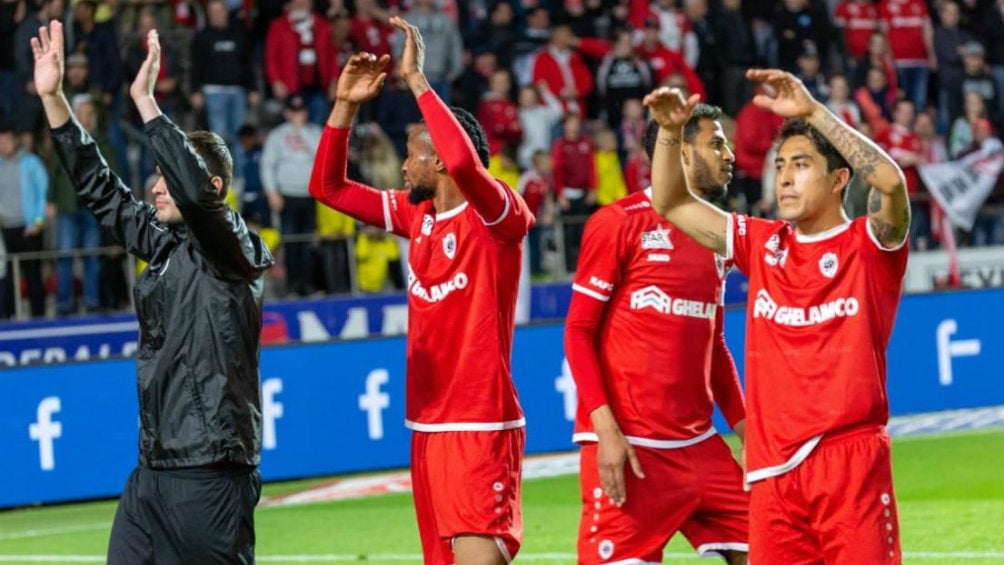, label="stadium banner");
[3,288,1002,507]
[902,245,1004,292]
[0,276,749,368]
[918,142,1004,231]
